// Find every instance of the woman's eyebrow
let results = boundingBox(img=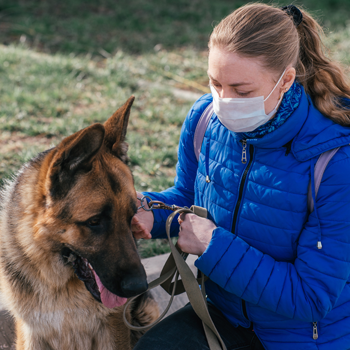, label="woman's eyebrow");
[207,73,253,87]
